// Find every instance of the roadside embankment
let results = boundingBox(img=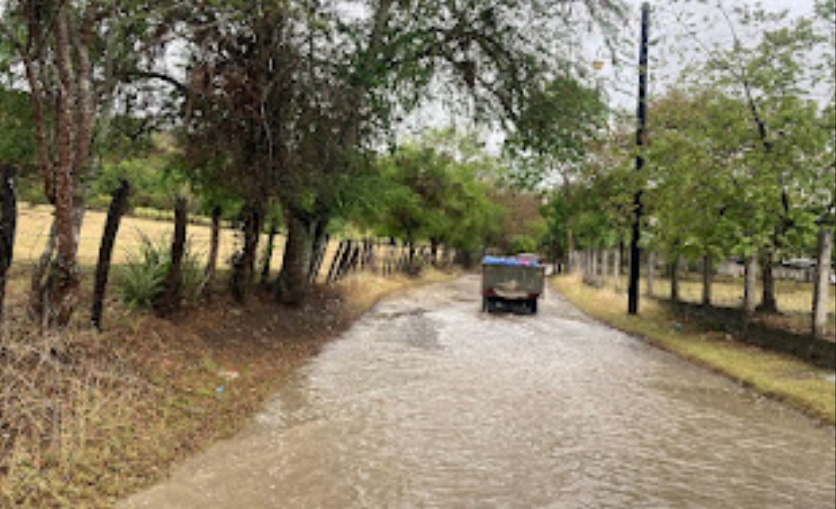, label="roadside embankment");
[0,268,454,509]
[551,275,835,426]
